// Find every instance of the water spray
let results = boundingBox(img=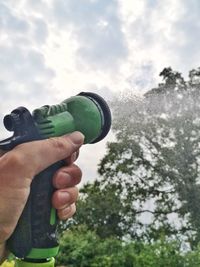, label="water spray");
[0,92,112,267]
